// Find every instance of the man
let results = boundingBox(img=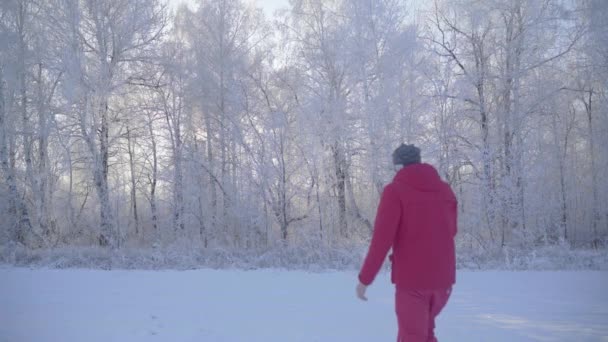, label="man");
[356,144,457,342]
